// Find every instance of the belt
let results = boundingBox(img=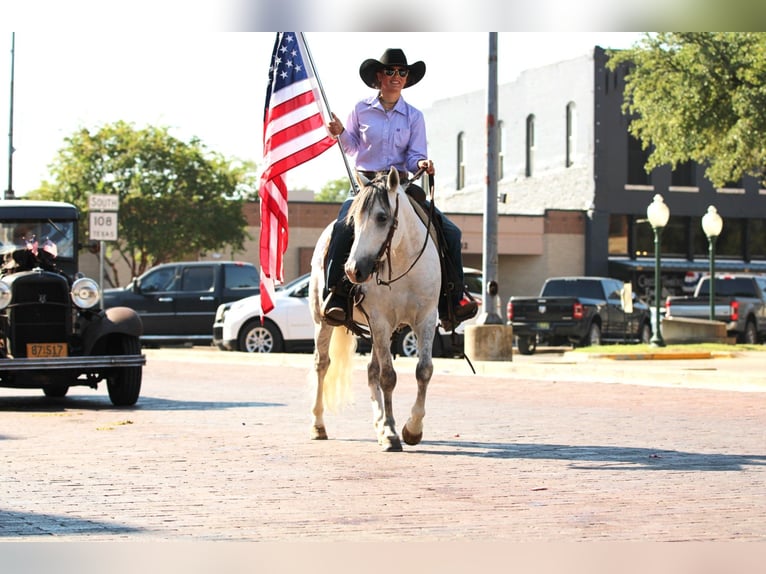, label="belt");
[357,170,409,182]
